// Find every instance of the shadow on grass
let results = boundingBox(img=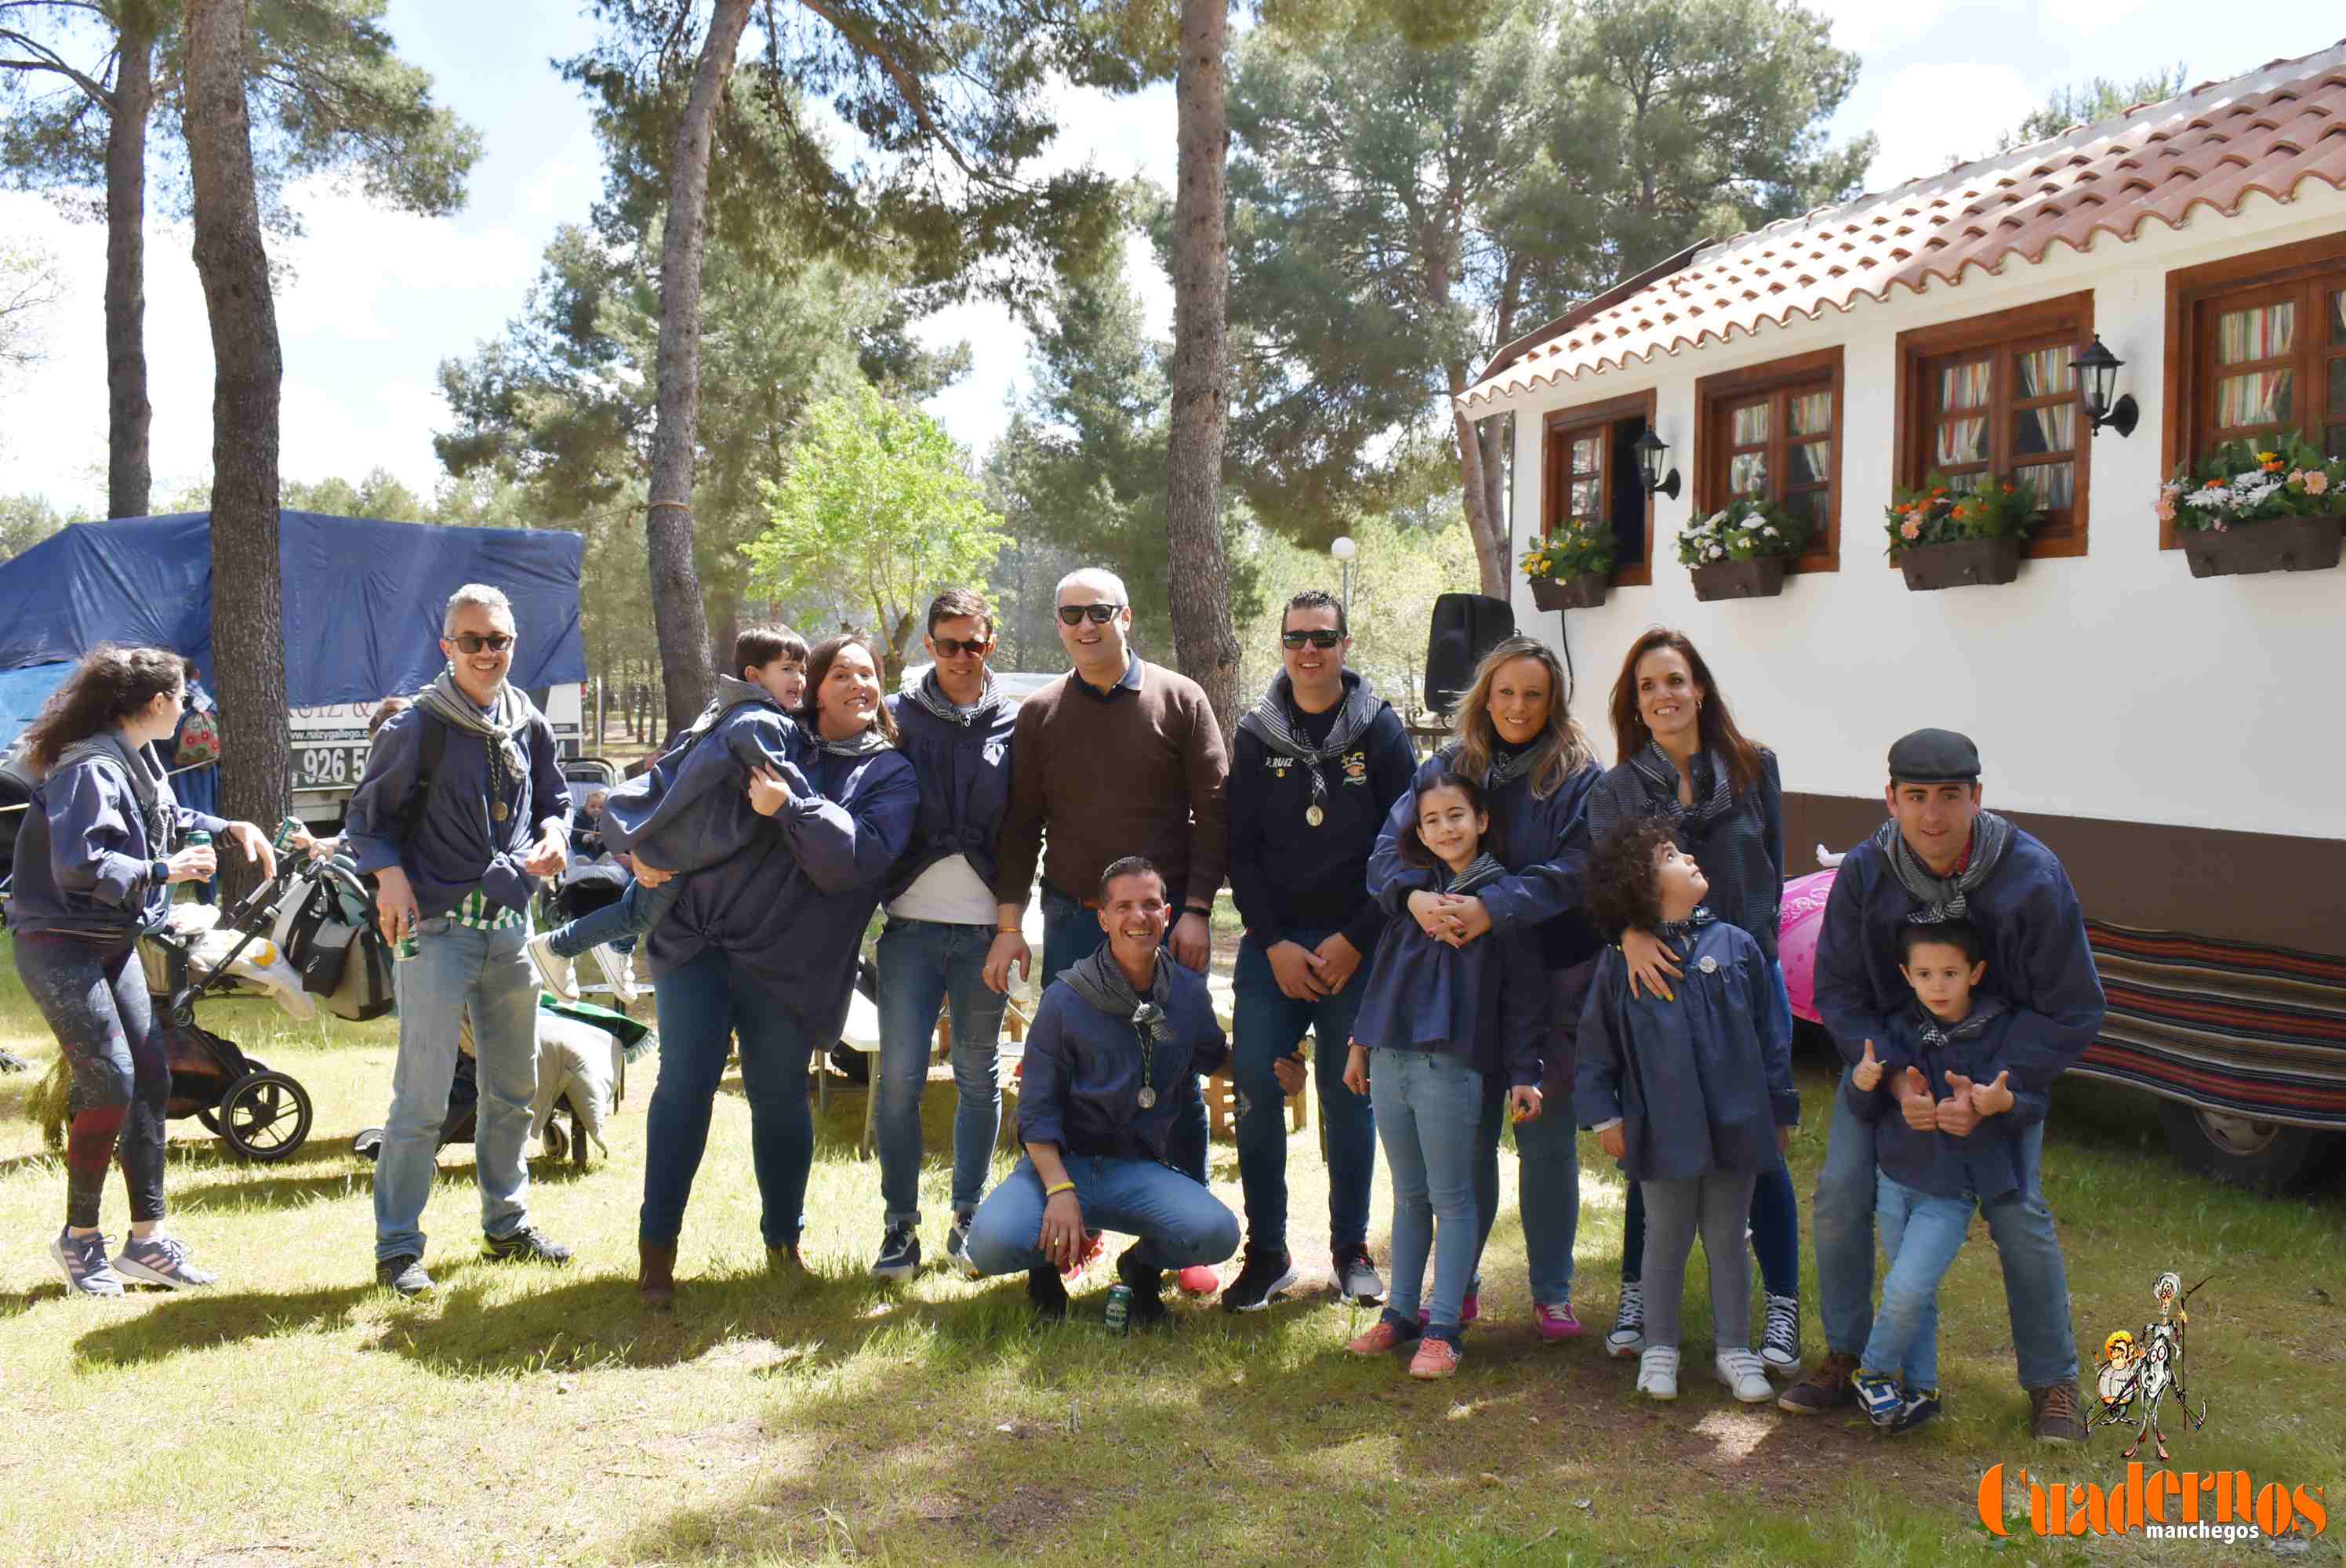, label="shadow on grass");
[73,1283,380,1362]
